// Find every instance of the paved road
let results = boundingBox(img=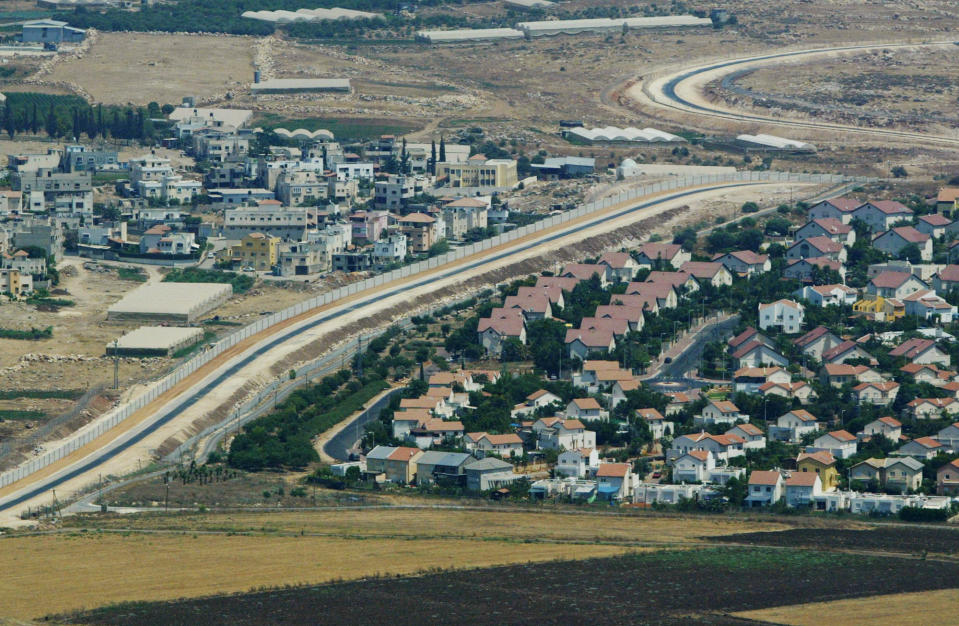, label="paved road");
[324,387,405,462]
[650,315,740,387]
[0,179,791,517]
[646,41,959,146]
